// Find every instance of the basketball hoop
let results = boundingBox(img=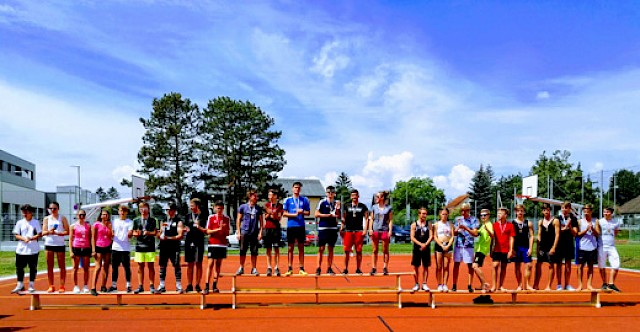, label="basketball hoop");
[515,194,530,205]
